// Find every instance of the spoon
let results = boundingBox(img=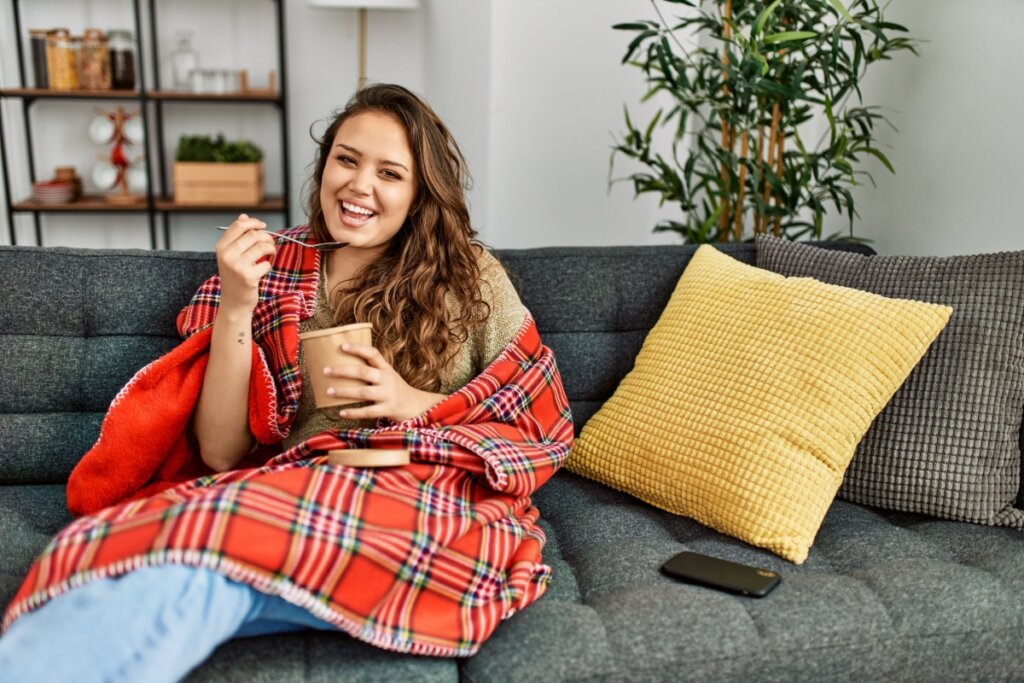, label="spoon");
[217,226,348,251]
